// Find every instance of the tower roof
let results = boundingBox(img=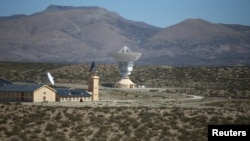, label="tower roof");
[89,61,97,72]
